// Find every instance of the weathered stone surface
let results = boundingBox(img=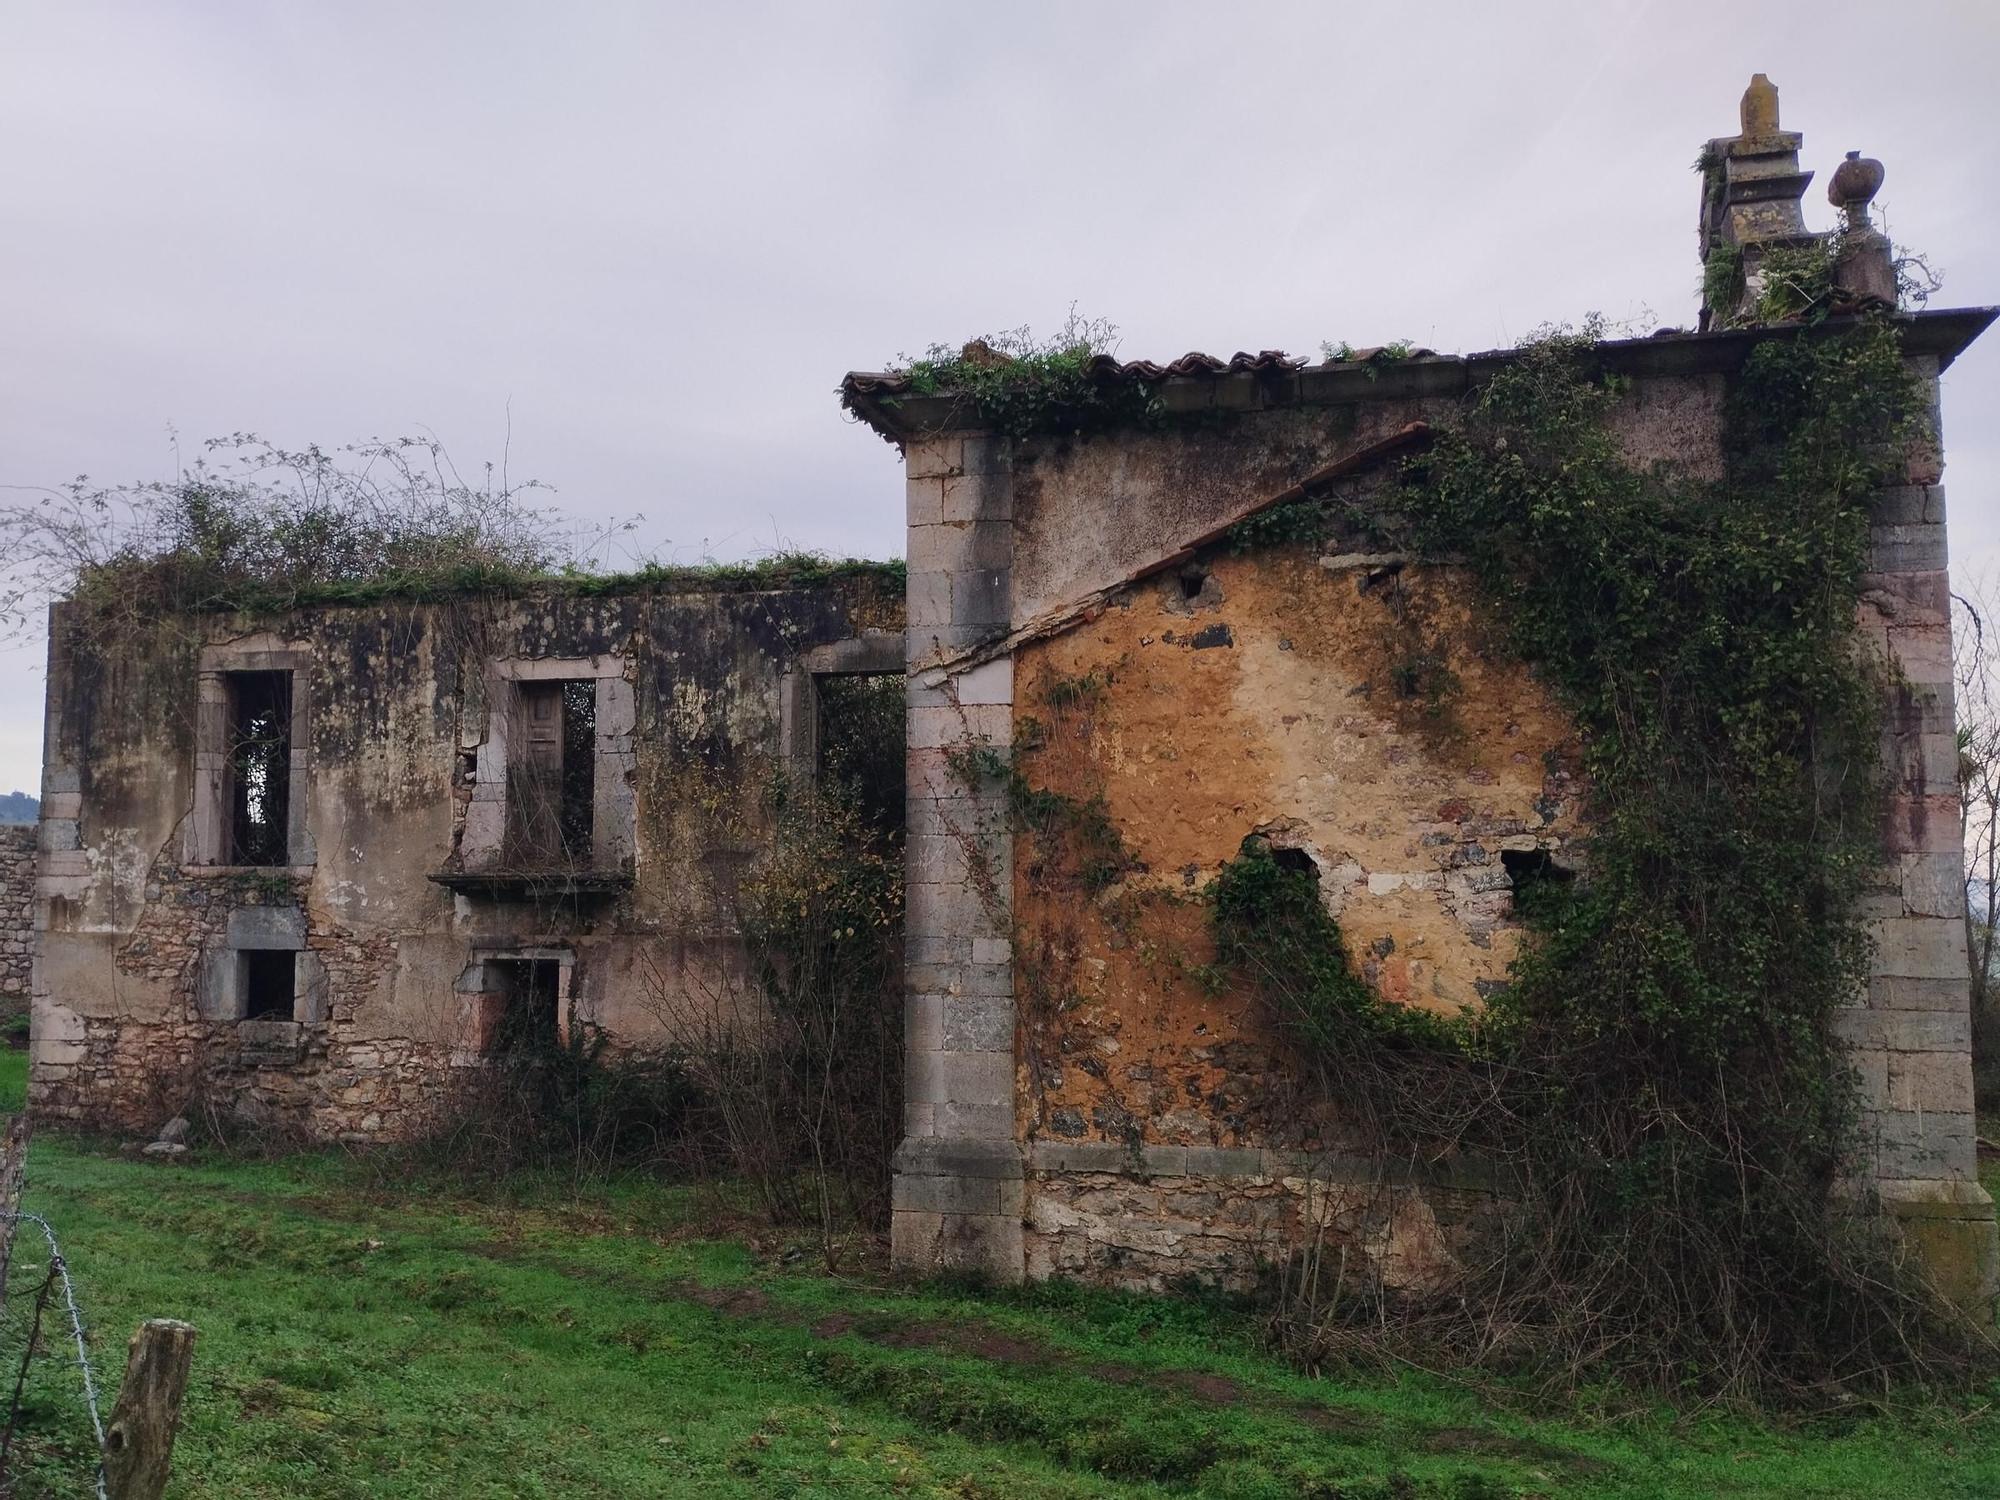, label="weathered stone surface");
[29,579,907,1141]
